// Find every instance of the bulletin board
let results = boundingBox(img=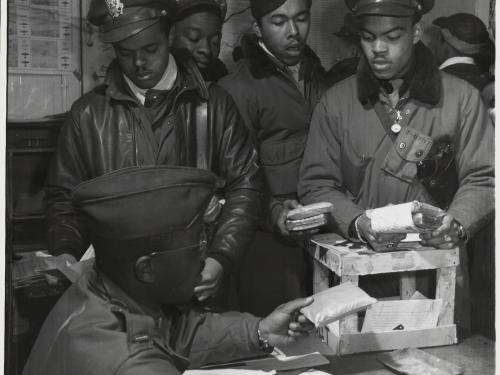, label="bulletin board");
[7,0,82,119]
[8,0,77,74]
